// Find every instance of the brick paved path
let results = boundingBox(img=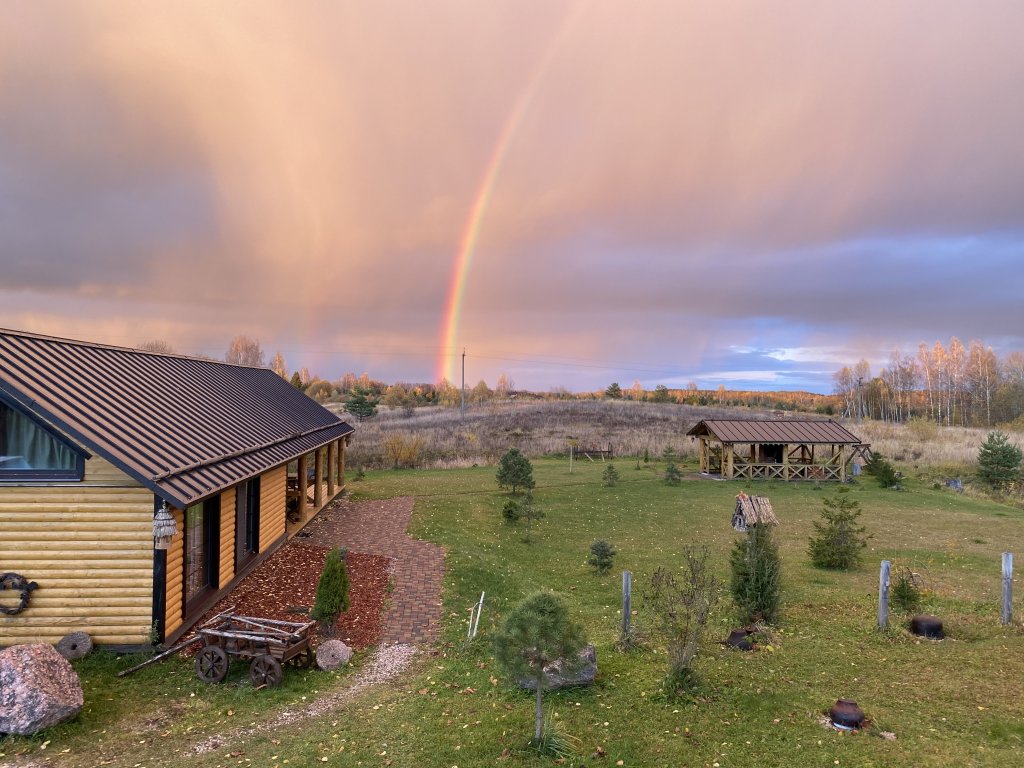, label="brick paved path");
[302,497,445,645]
